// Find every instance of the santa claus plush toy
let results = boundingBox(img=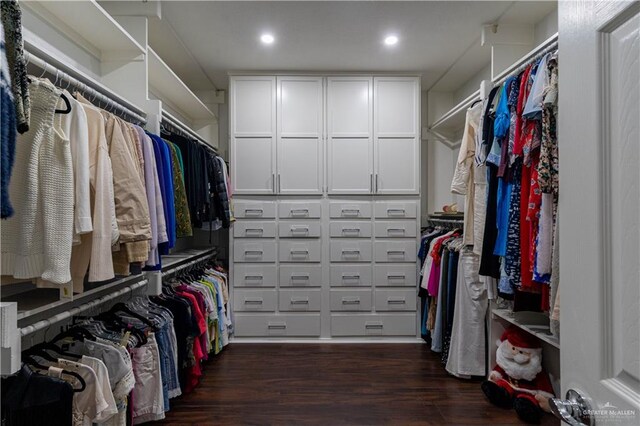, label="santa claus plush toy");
[481,326,555,424]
